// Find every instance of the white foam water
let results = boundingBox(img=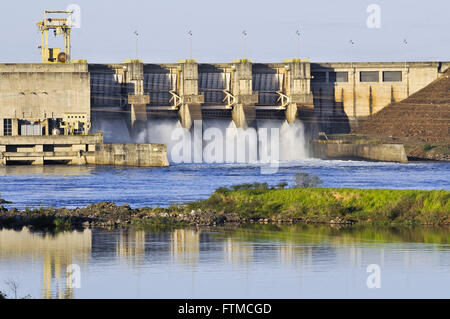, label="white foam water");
[94,117,310,163]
